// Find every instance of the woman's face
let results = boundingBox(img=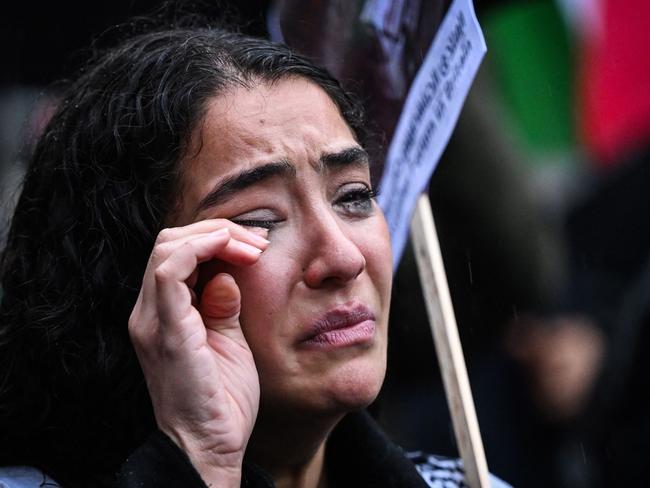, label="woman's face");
[173,77,392,417]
